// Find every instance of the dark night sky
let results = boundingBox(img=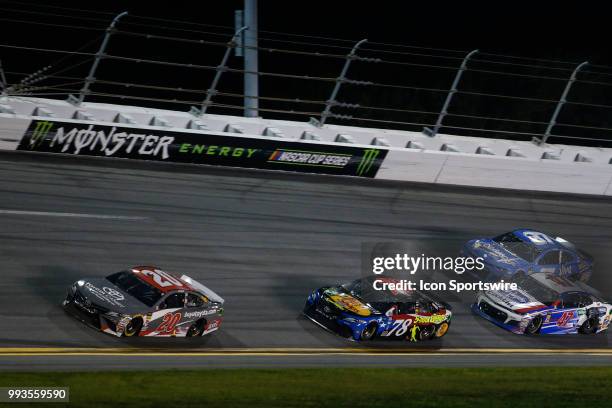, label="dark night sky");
[1,1,611,145]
